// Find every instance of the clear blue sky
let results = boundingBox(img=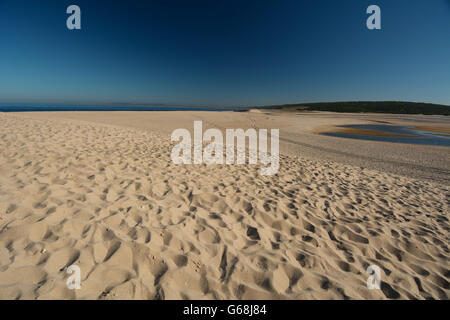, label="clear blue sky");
[0,0,449,106]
